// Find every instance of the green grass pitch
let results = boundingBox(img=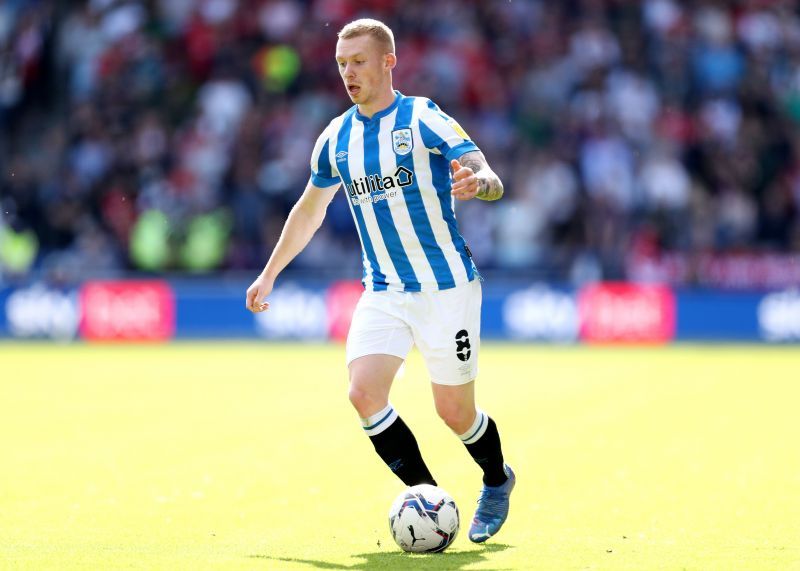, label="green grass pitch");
[1,342,799,570]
